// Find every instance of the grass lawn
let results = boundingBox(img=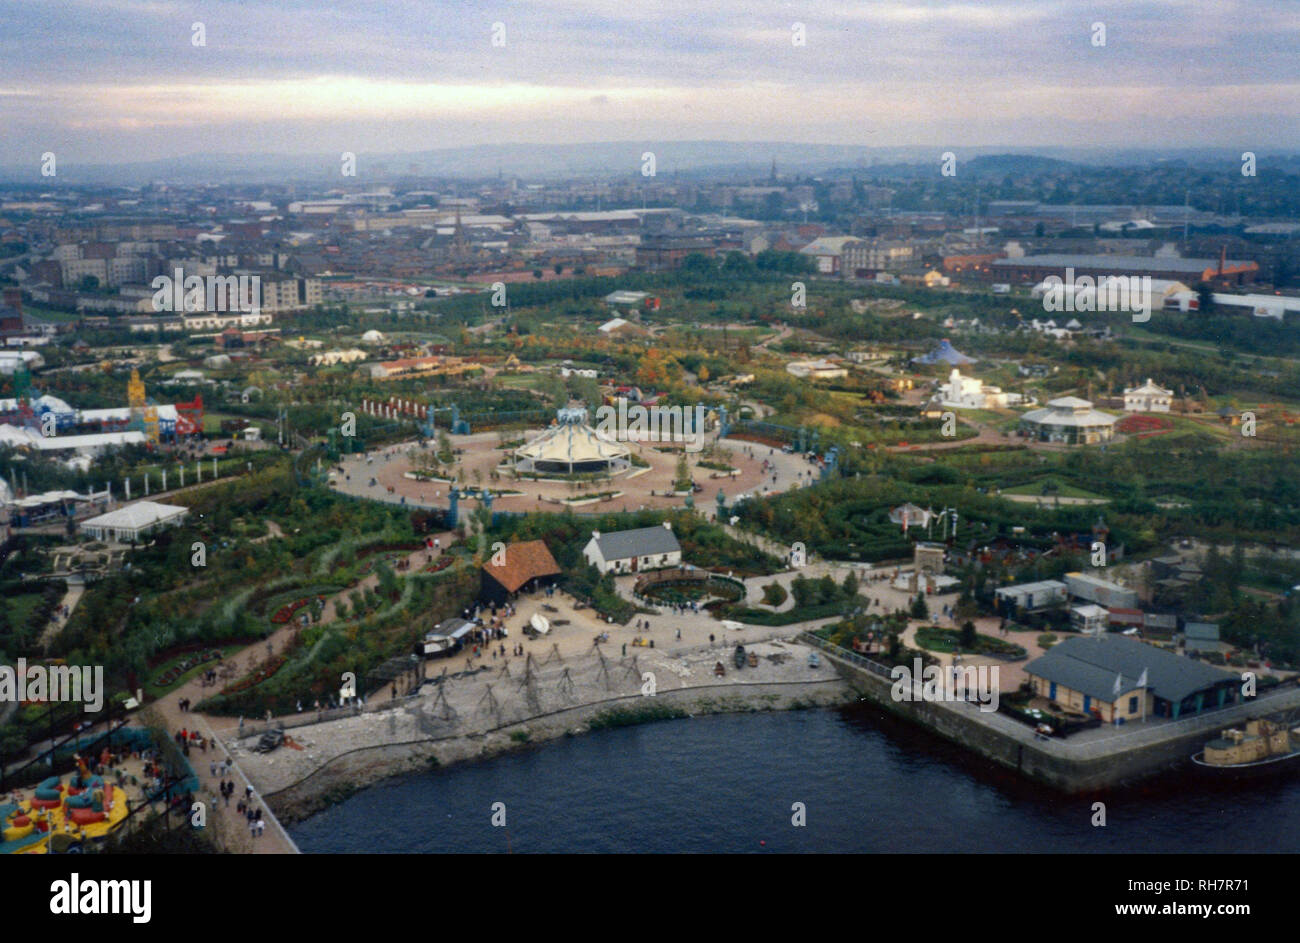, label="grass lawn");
[915,624,1027,657]
[203,410,265,434]
[1125,326,1221,354]
[22,304,80,323]
[960,408,1016,425]
[496,373,544,390]
[9,592,47,628]
[1001,478,1105,500]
